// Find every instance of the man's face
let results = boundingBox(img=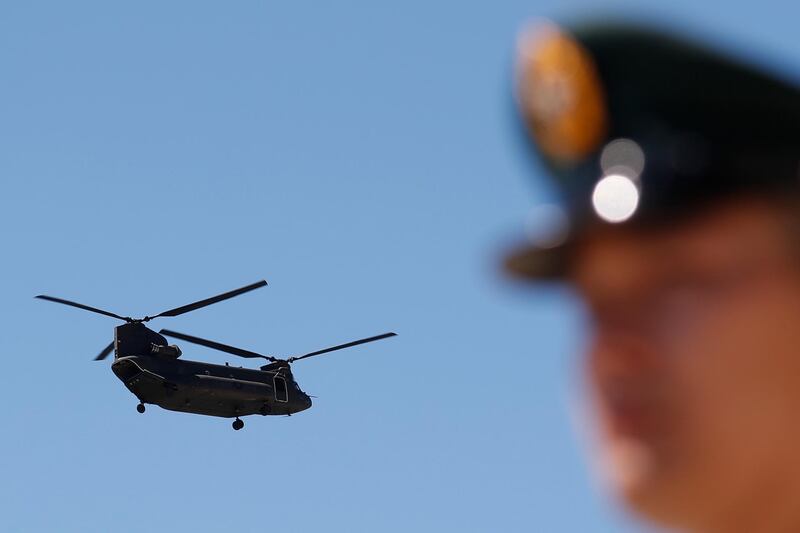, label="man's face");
[572,199,800,529]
